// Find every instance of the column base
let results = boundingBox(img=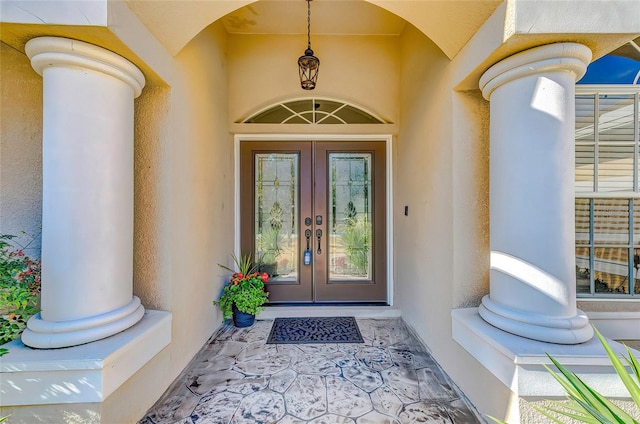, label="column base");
[479,295,593,344]
[452,308,637,423]
[1,310,171,407]
[21,296,145,348]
